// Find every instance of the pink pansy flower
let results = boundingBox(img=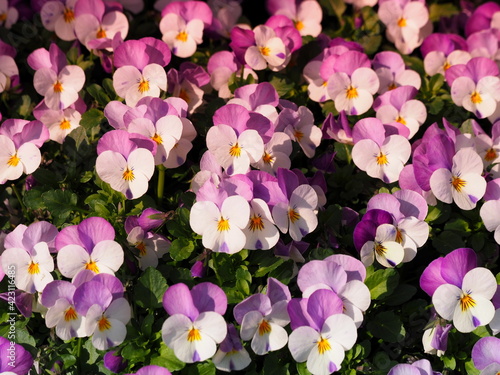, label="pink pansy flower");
[467,29,500,63]
[378,0,431,54]
[242,198,280,250]
[159,1,213,58]
[244,25,289,72]
[73,0,129,51]
[351,118,411,183]
[252,132,293,175]
[446,57,500,119]
[167,62,210,113]
[421,33,471,77]
[113,38,170,107]
[360,223,405,268]
[0,119,49,184]
[0,0,18,28]
[480,199,500,245]
[228,82,280,124]
[56,217,124,279]
[207,0,242,38]
[0,53,18,94]
[465,2,500,37]
[374,86,427,139]
[372,51,421,94]
[29,43,85,110]
[471,121,500,168]
[41,0,78,41]
[34,98,86,144]
[95,130,155,199]
[267,0,322,37]
[212,323,251,372]
[430,147,487,210]
[190,195,250,254]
